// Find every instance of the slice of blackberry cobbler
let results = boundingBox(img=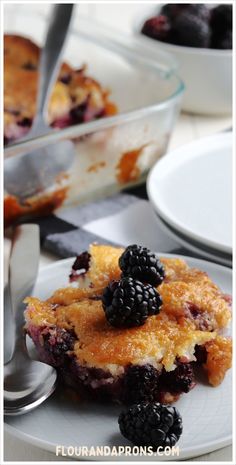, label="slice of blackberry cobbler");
[25,244,232,404]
